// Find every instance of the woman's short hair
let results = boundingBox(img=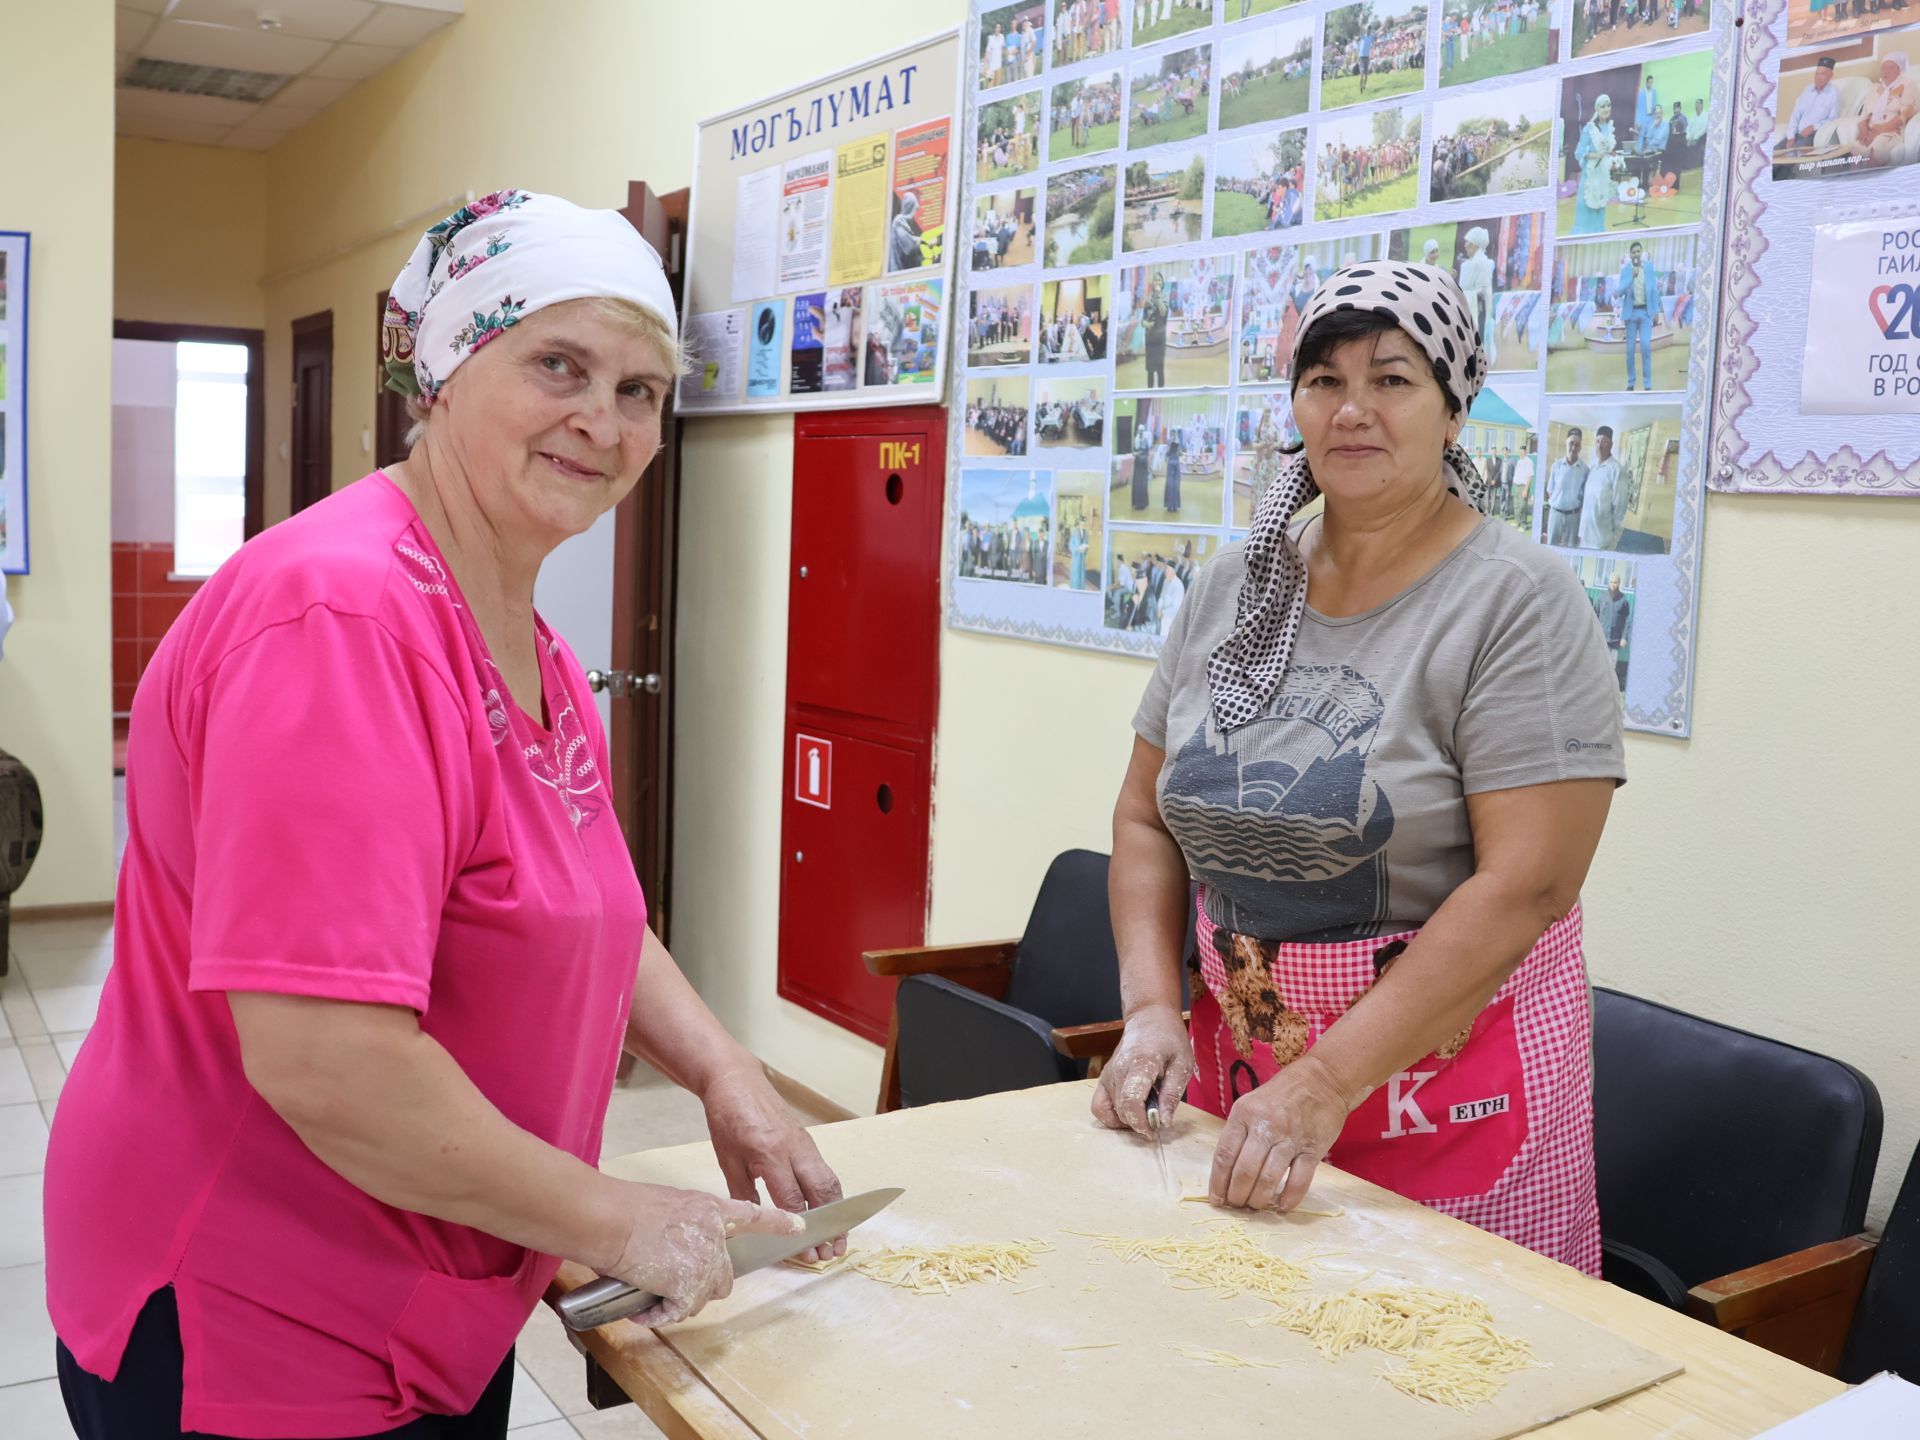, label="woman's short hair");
[405,296,690,448]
